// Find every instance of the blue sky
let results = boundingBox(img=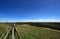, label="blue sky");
[0,0,60,22]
